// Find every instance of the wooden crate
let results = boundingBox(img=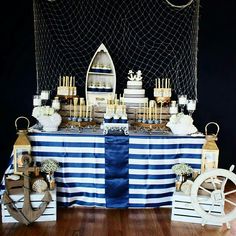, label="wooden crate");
[59,104,170,125]
[1,189,57,223]
[171,191,223,226]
